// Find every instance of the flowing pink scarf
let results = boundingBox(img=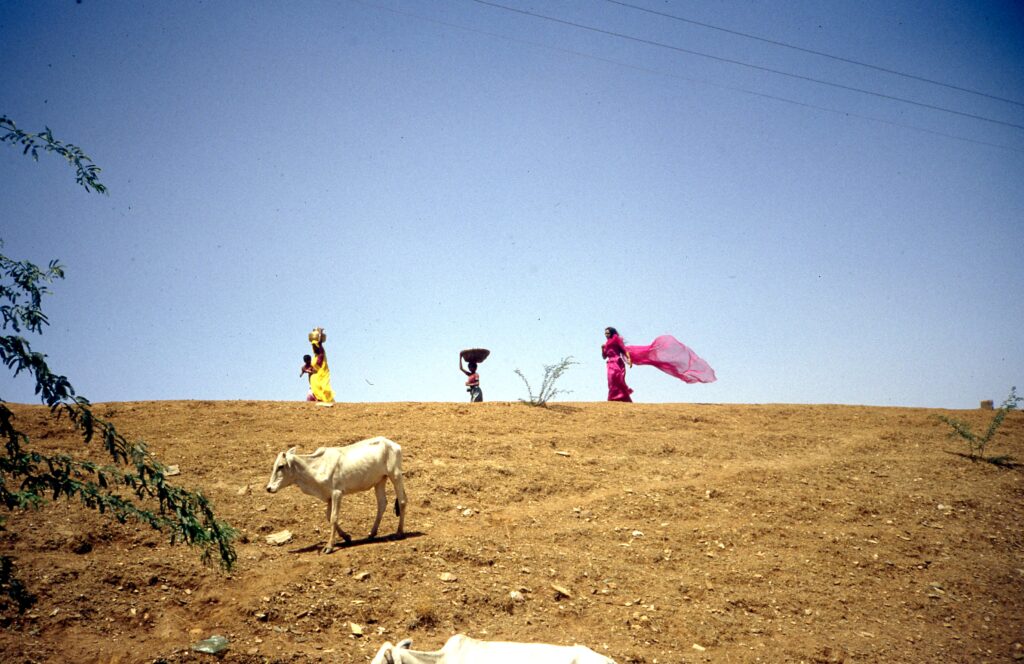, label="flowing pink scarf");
[626,335,716,384]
